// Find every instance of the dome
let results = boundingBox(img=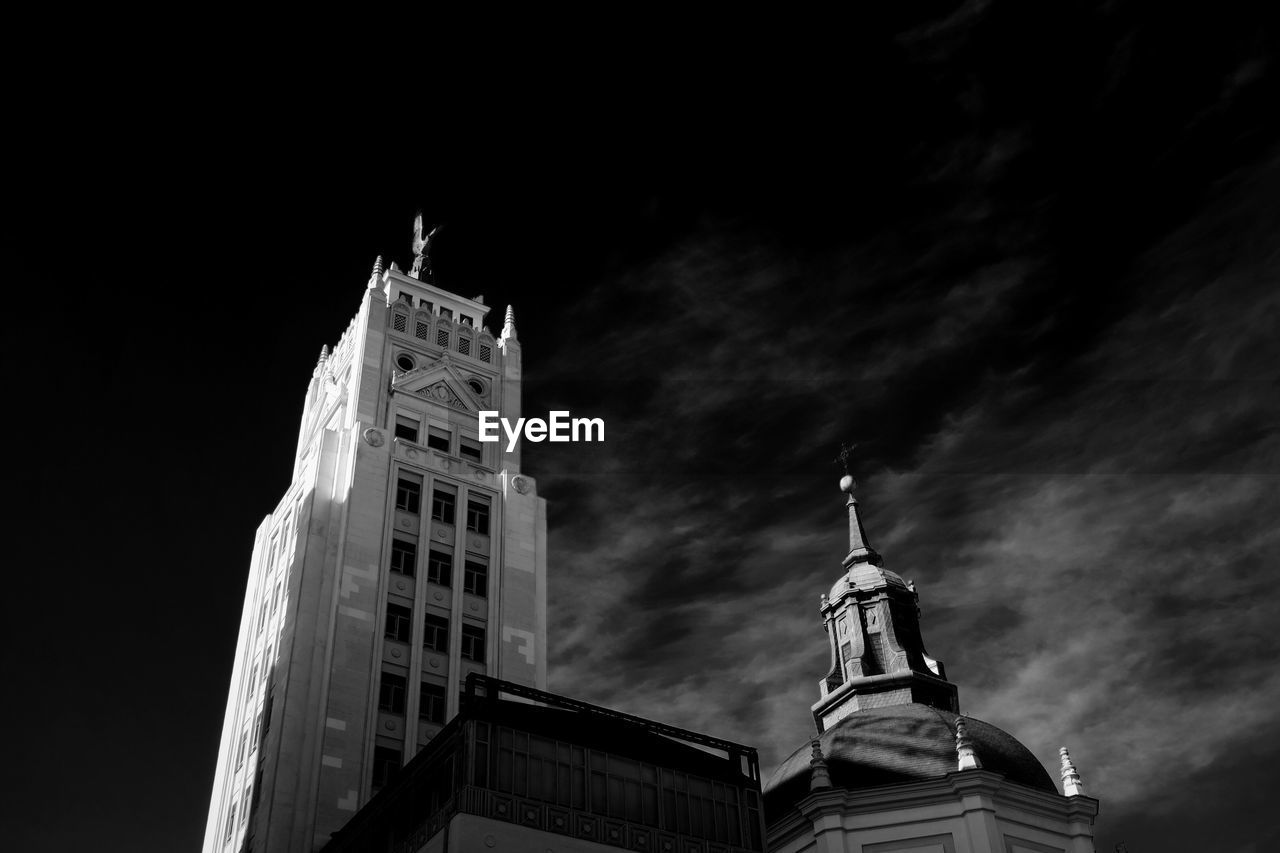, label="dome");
[763,704,1056,821]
